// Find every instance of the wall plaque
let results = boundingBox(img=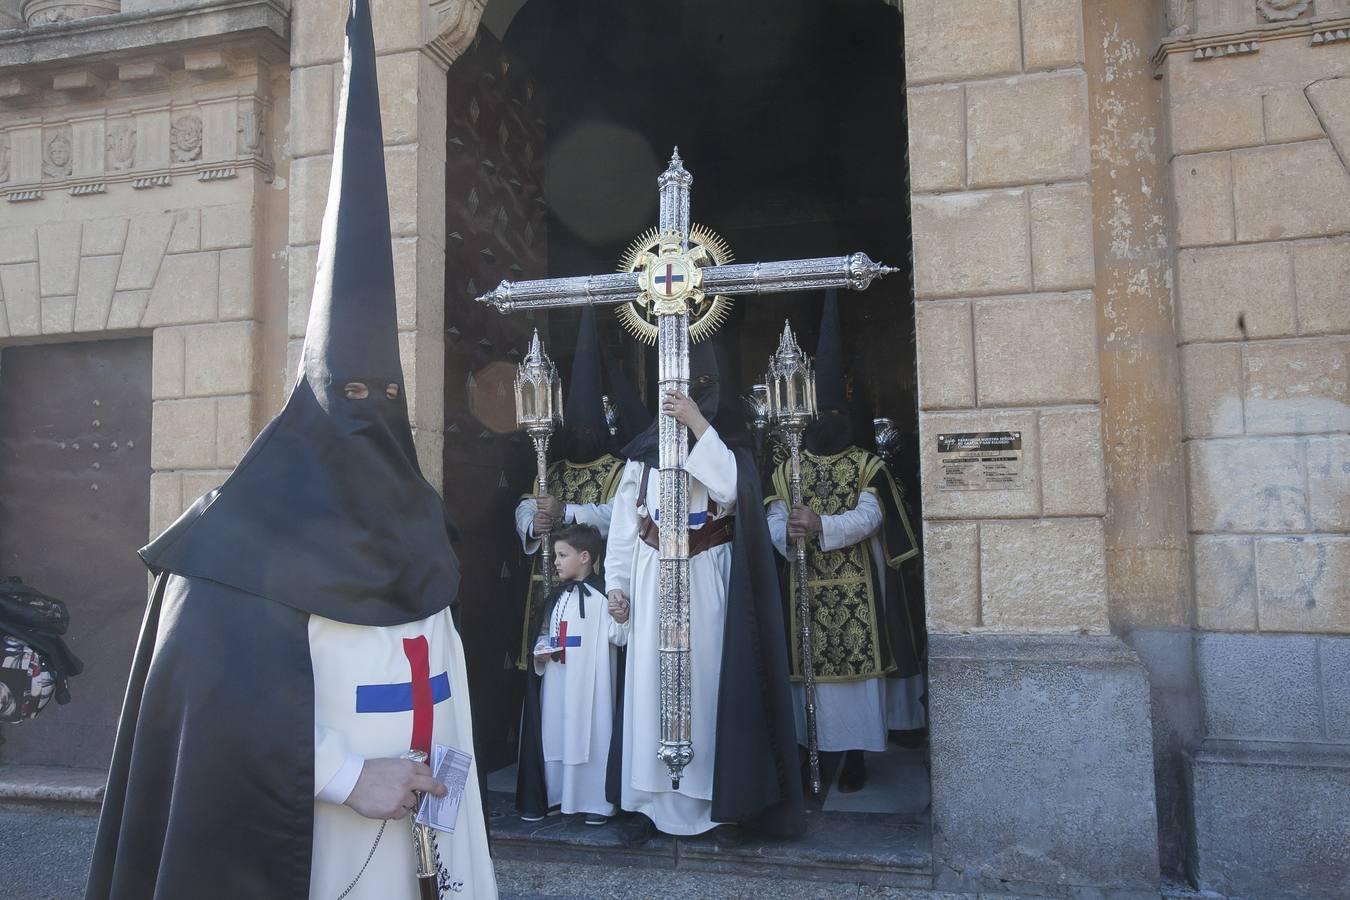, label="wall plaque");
[937,431,1023,491]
